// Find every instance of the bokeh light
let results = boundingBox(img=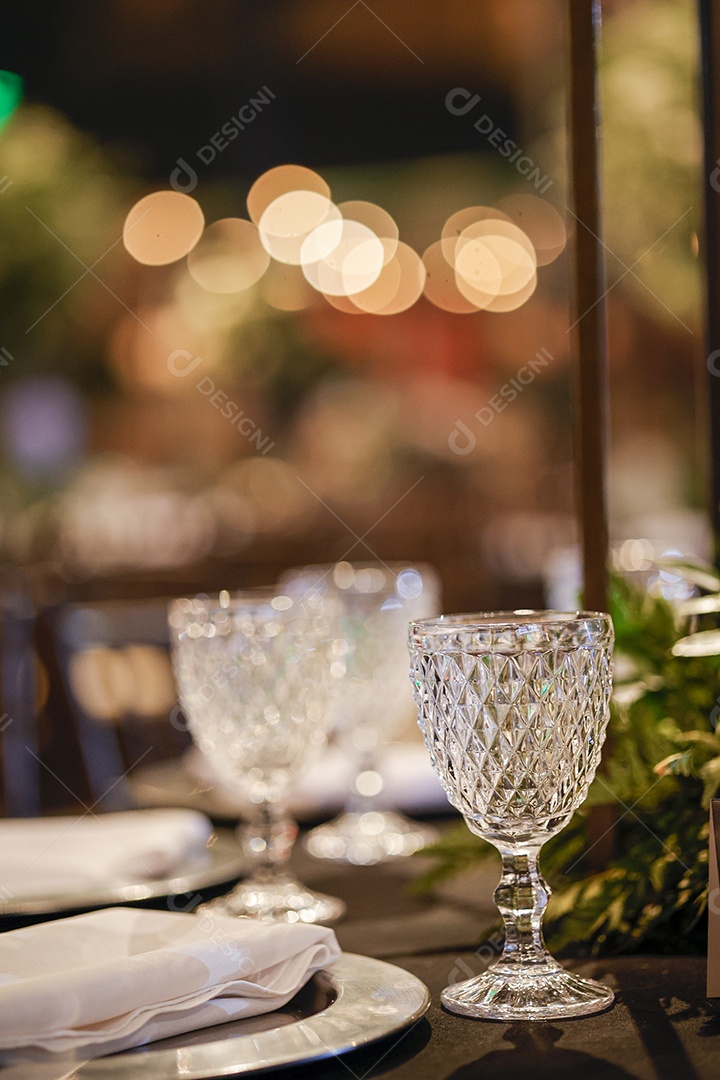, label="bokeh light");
[338,201,399,263]
[301,219,384,296]
[258,191,341,264]
[422,241,479,313]
[457,218,535,264]
[109,302,226,390]
[299,214,346,265]
[323,291,366,314]
[247,164,330,225]
[457,220,537,296]
[365,241,426,315]
[496,194,567,266]
[453,239,503,306]
[69,646,176,723]
[0,70,23,132]
[441,206,512,264]
[1,377,87,476]
[121,169,557,316]
[350,241,403,313]
[123,190,205,266]
[482,270,538,312]
[454,219,538,312]
[175,271,254,331]
[320,240,425,315]
[187,217,270,292]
